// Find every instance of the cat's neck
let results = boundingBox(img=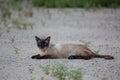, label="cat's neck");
[40,44,55,52]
